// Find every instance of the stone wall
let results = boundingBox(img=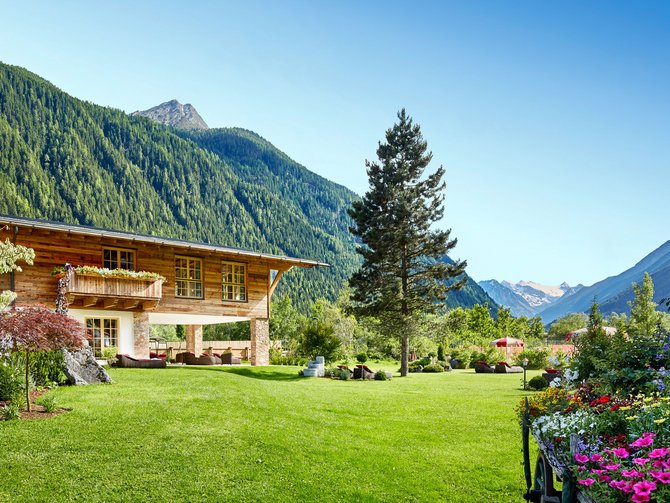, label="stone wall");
[250,318,270,366]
